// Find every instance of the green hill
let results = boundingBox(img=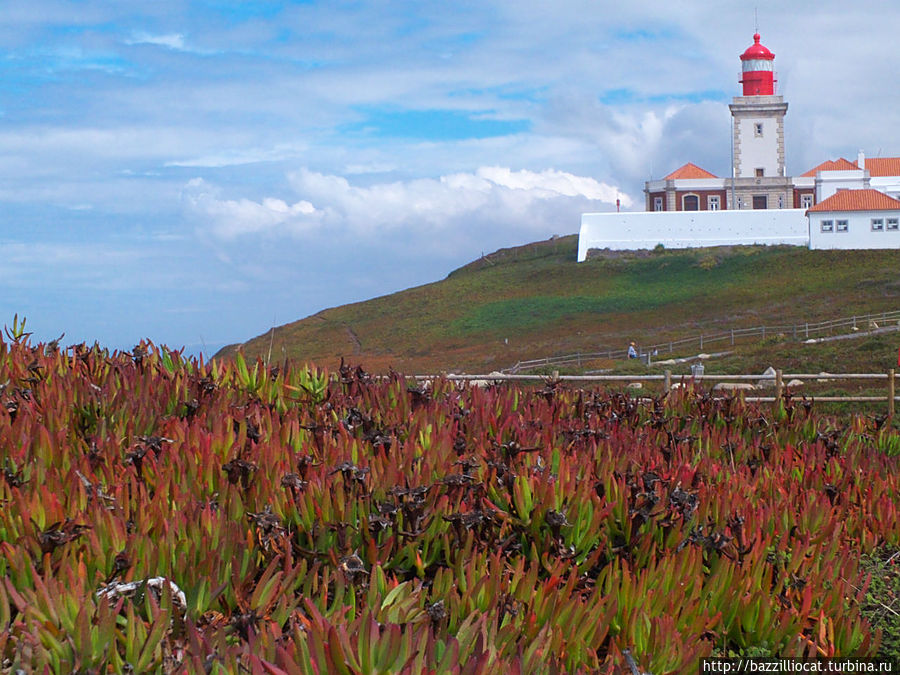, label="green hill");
[216,236,900,373]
